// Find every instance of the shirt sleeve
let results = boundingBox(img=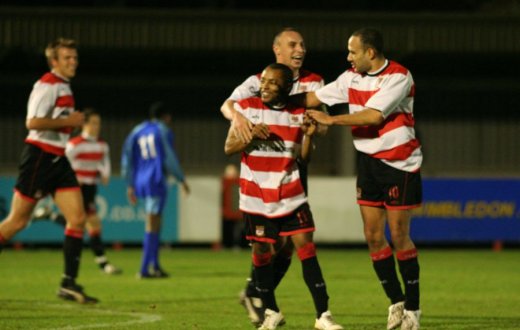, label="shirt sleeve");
[27,83,57,119]
[98,142,111,179]
[314,71,350,106]
[159,124,185,183]
[121,133,135,187]
[228,75,260,101]
[365,72,413,118]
